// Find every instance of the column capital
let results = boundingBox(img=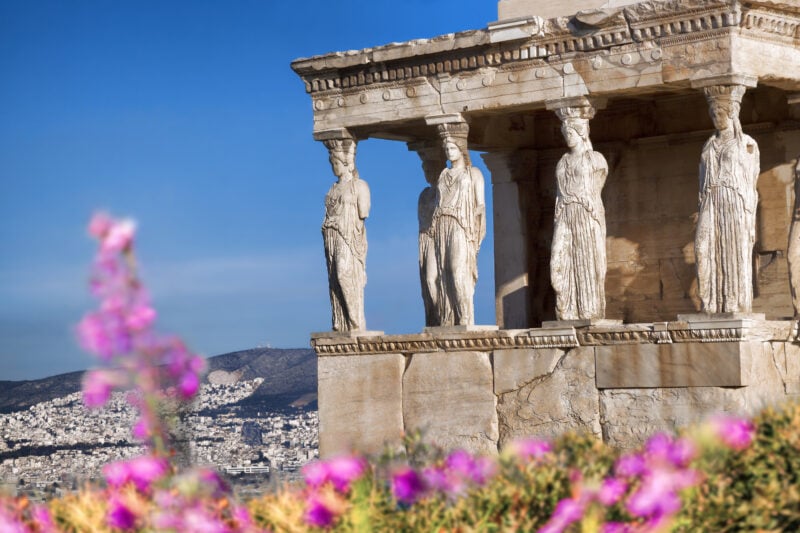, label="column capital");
[690,74,757,90]
[424,113,466,127]
[545,96,607,114]
[313,128,356,142]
